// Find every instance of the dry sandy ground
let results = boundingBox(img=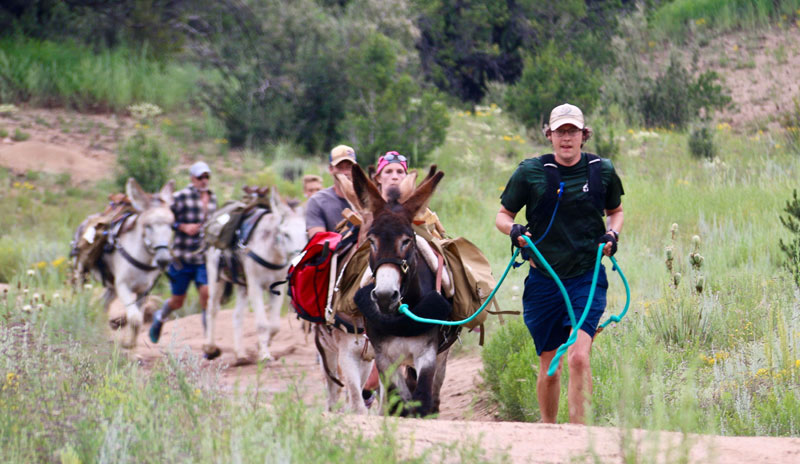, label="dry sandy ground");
[114,304,800,464]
